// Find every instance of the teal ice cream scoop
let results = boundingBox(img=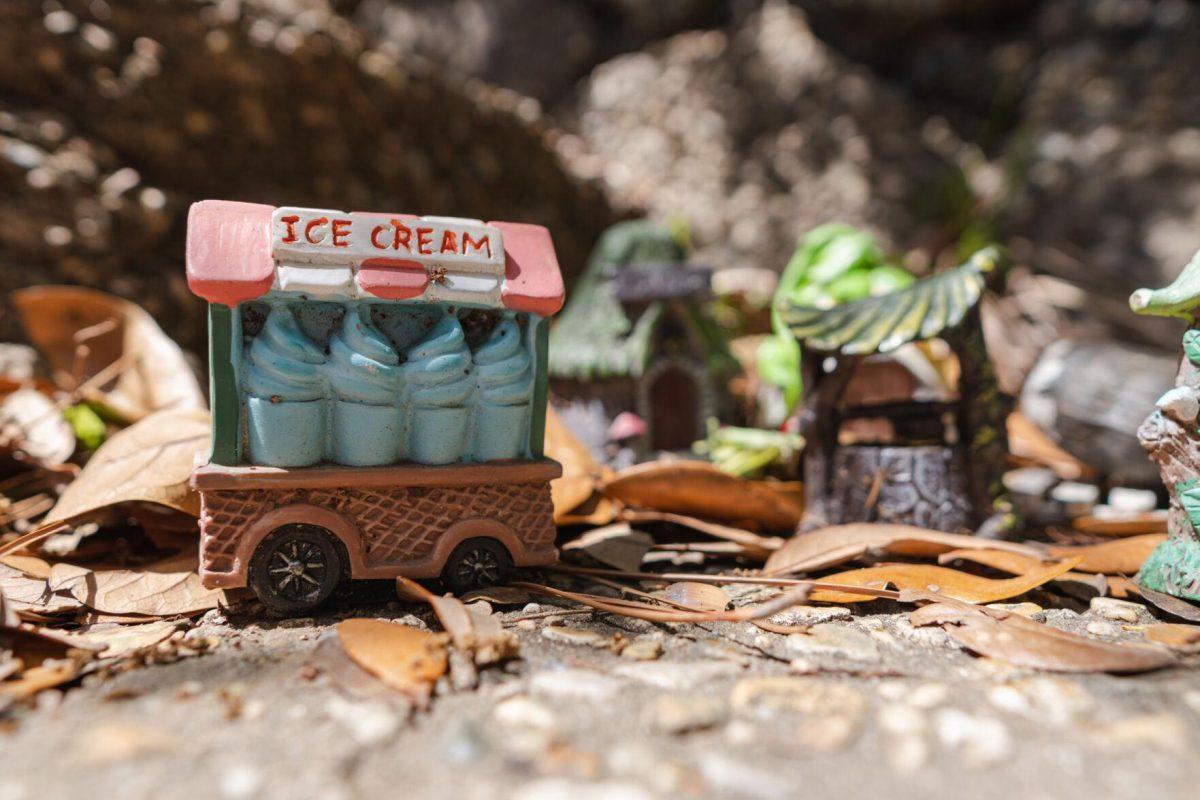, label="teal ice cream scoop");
[404,314,474,407]
[244,305,327,401]
[475,319,533,406]
[326,307,401,405]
